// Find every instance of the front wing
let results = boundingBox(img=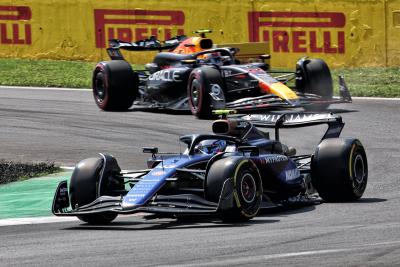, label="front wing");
[52,178,235,217]
[225,92,351,112]
[225,75,352,112]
